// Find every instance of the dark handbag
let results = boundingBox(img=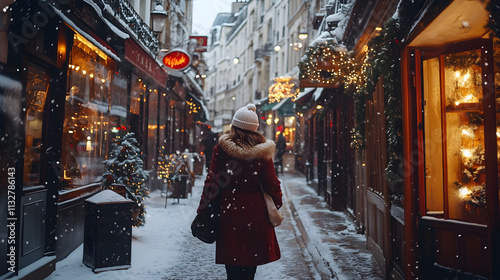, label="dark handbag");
[191,150,223,243]
[190,194,220,243]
